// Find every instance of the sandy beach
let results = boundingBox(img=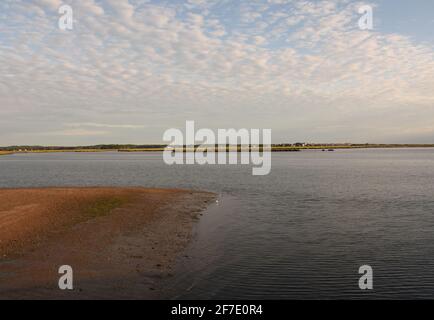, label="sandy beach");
[0,187,215,299]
